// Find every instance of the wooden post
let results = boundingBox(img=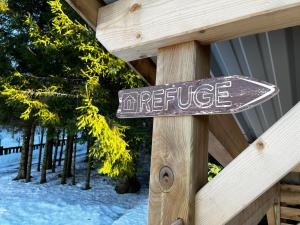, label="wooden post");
[148,41,210,225]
